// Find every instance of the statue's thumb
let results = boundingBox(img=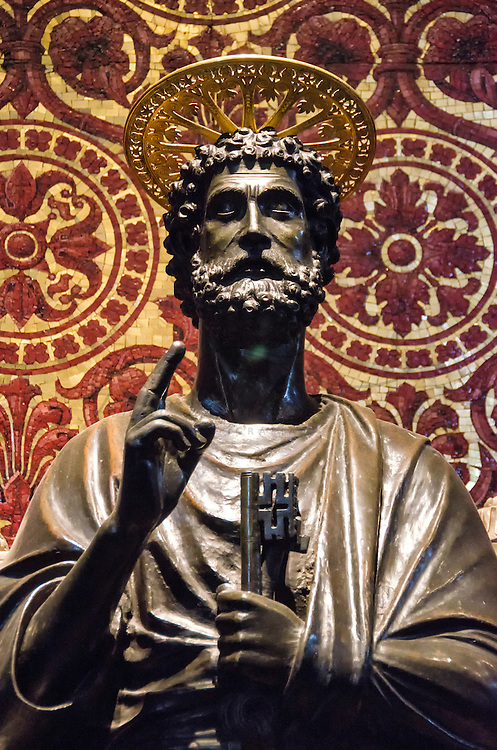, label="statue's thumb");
[216,583,234,598]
